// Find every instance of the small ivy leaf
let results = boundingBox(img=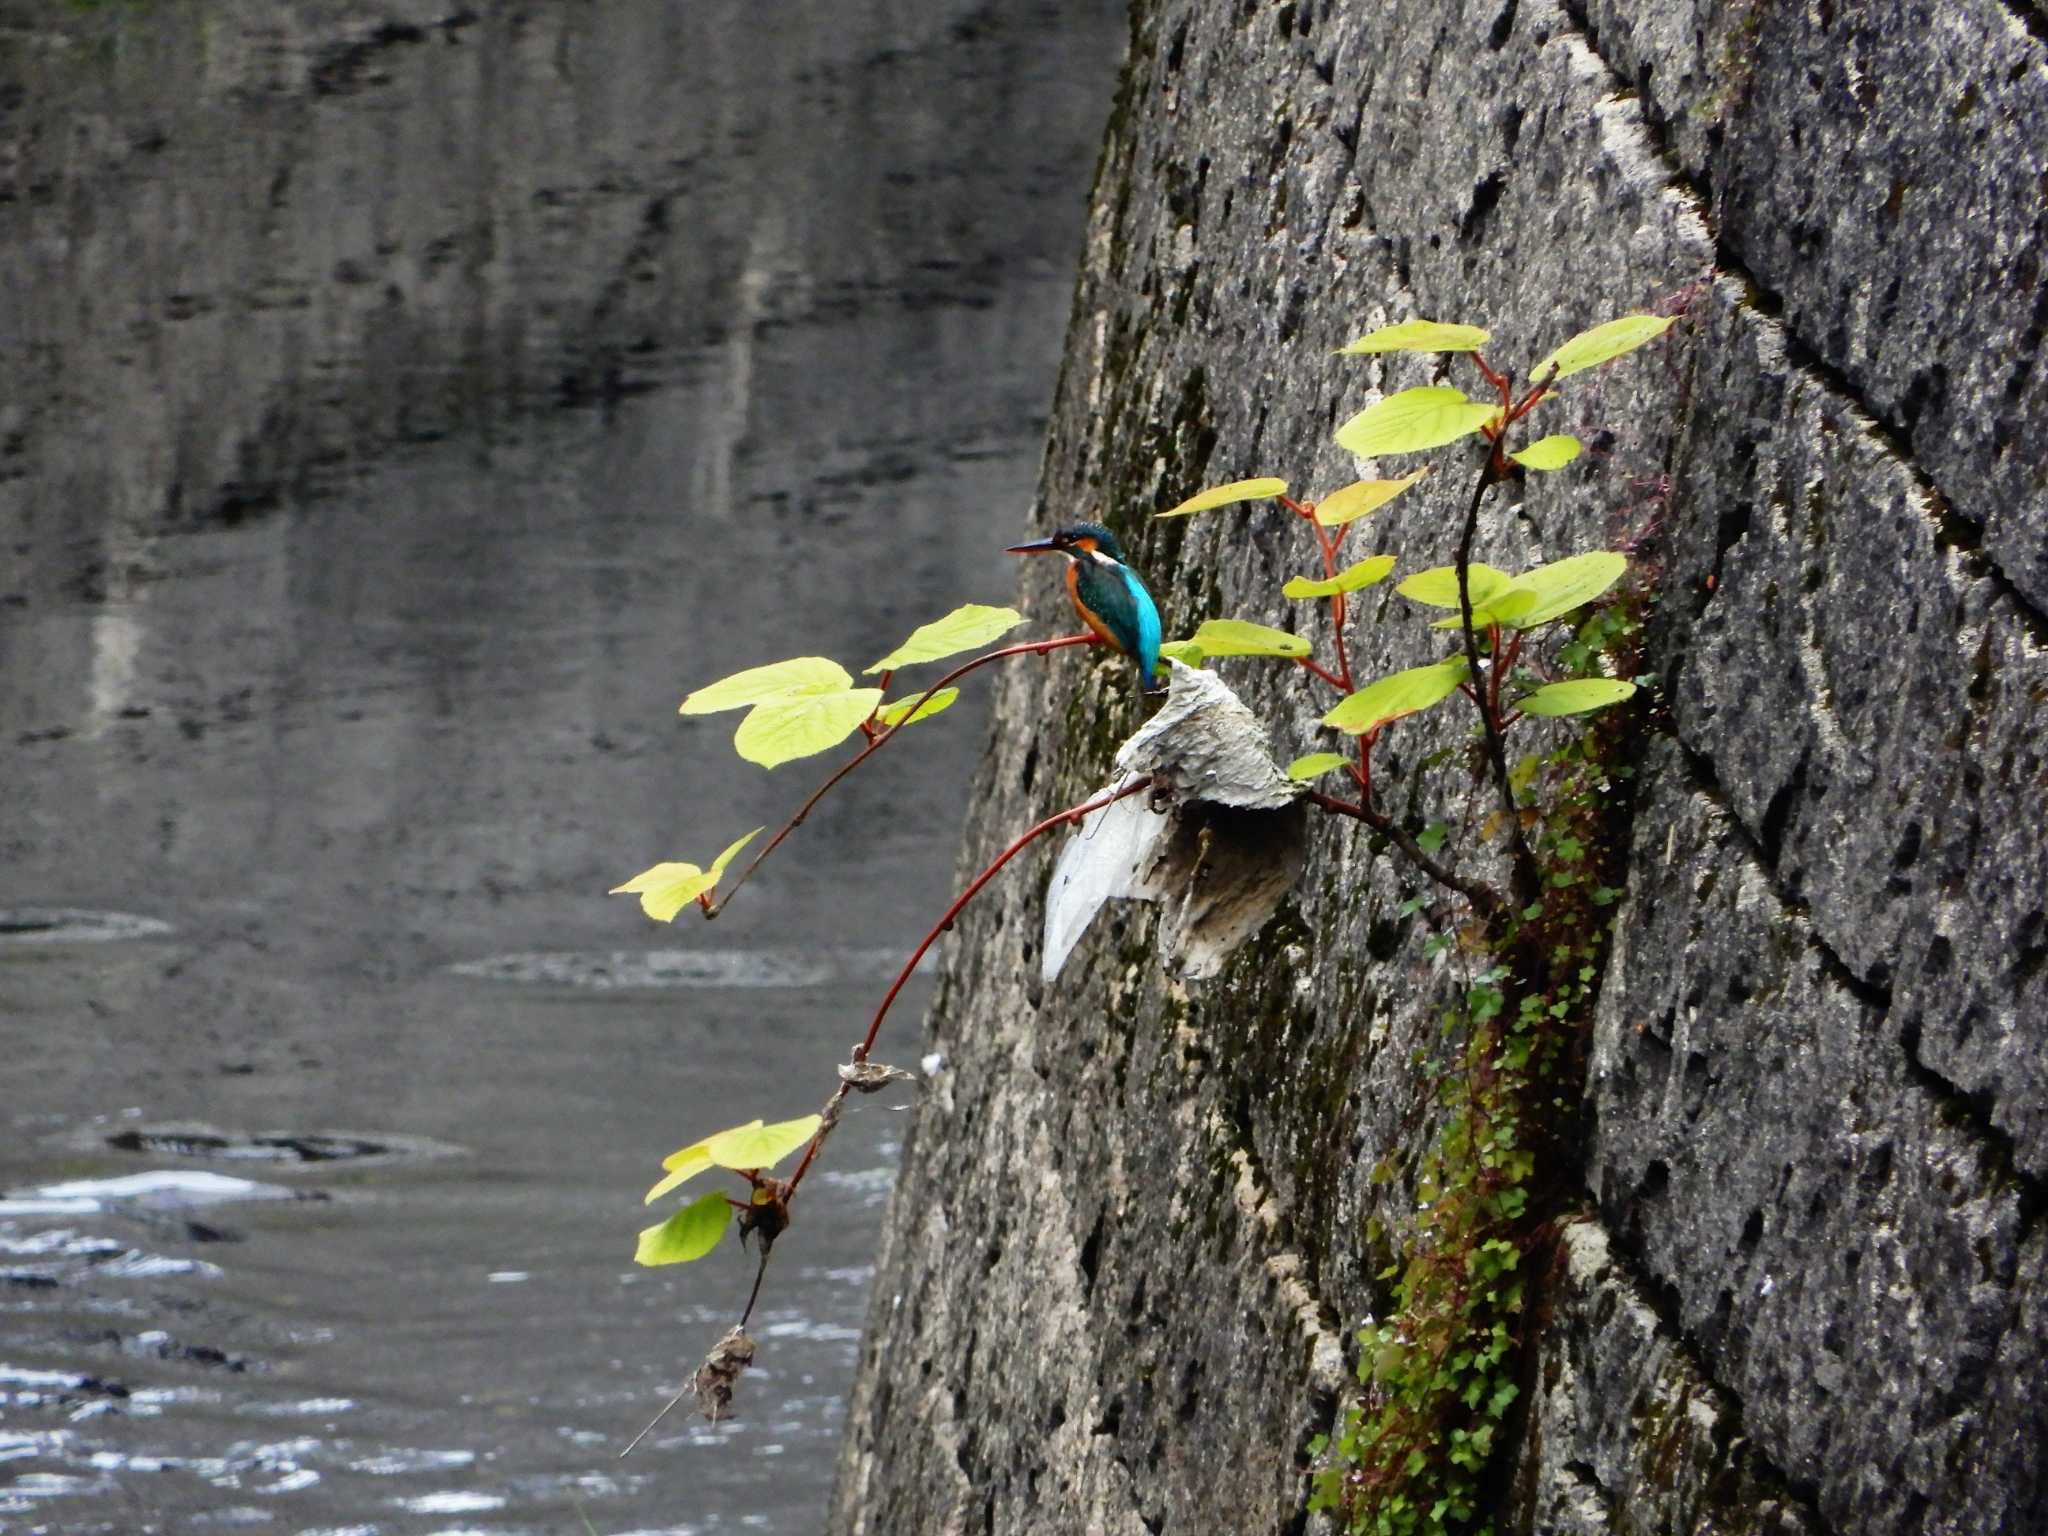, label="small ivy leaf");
[733,686,885,768]
[634,1190,731,1266]
[1532,313,1677,382]
[1155,477,1289,518]
[864,605,1024,673]
[705,1114,823,1171]
[1334,319,1491,355]
[1396,563,1514,609]
[1335,387,1500,459]
[876,687,961,727]
[1416,821,1448,854]
[1507,434,1582,471]
[1286,752,1352,781]
[1156,639,1207,667]
[1516,678,1638,716]
[1177,618,1311,658]
[1321,659,1469,736]
[1312,471,1430,526]
[610,827,765,924]
[1283,555,1397,599]
[680,656,851,715]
